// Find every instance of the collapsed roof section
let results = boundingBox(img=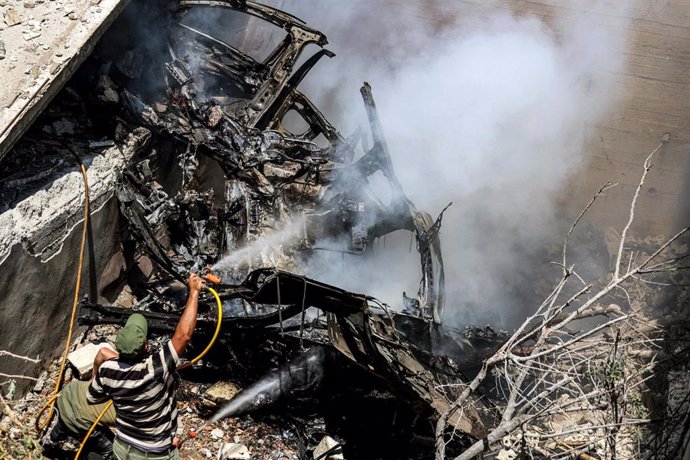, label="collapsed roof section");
[0,0,130,162]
